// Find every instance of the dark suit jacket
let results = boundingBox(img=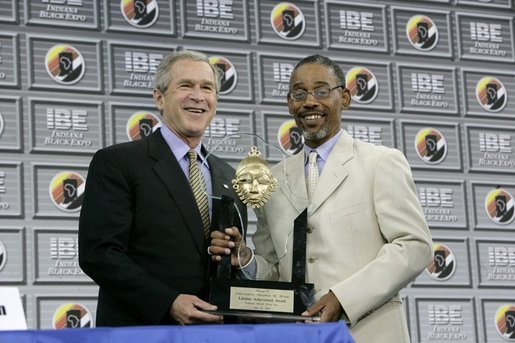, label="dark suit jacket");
[78,129,247,326]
